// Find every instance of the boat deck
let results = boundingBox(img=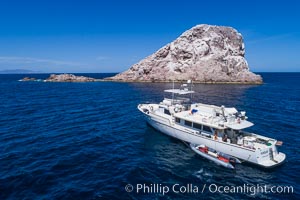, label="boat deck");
[174,108,254,130]
[175,110,224,129]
